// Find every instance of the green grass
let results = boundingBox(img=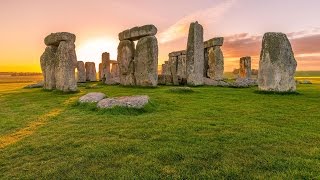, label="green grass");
[0,79,320,179]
